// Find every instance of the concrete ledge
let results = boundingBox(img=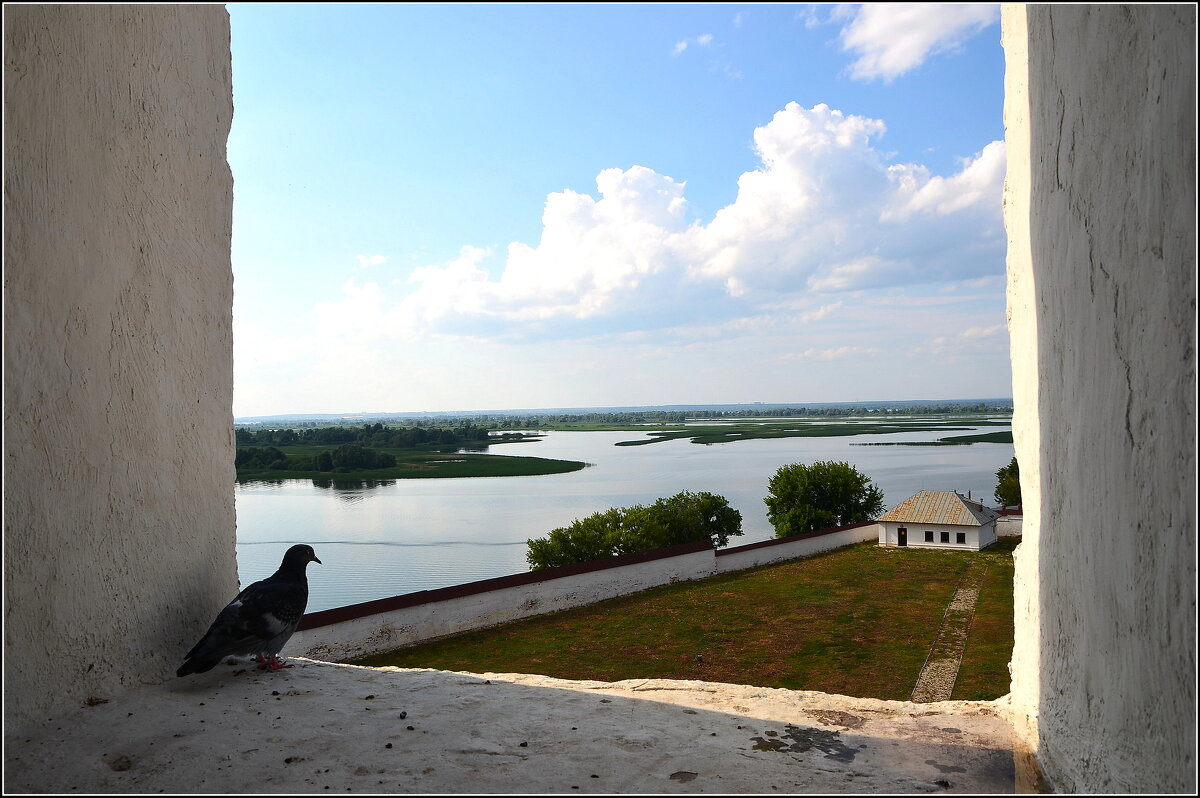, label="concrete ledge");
[2,659,1033,793]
